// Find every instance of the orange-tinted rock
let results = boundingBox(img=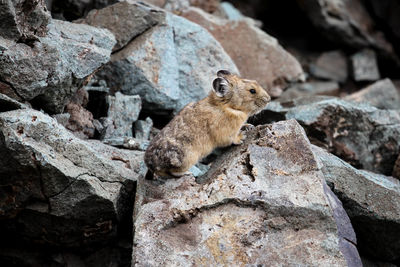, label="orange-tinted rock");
[181,7,304,97]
